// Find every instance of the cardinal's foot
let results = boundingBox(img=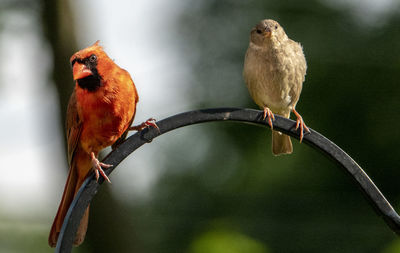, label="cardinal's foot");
[128,118,159,132]
[91,152,112,183]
